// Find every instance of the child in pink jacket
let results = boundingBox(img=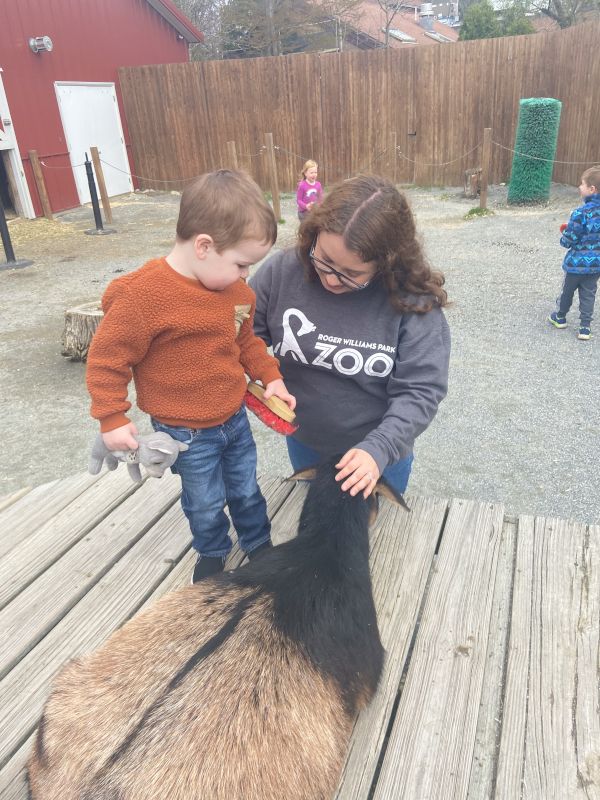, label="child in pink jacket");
[296,160,323,221]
